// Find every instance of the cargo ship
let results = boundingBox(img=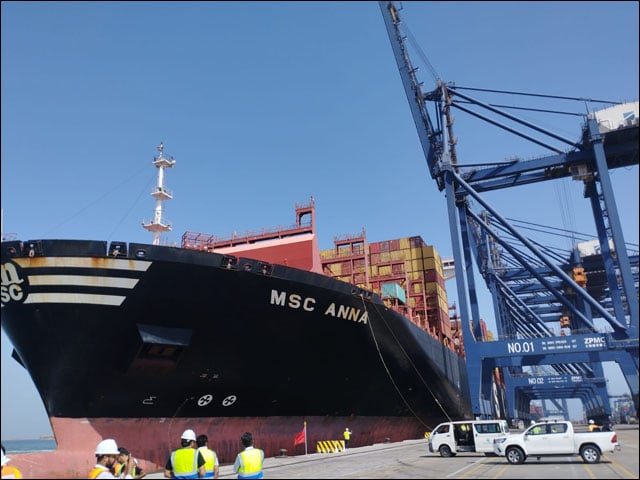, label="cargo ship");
[0,145,472,478]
